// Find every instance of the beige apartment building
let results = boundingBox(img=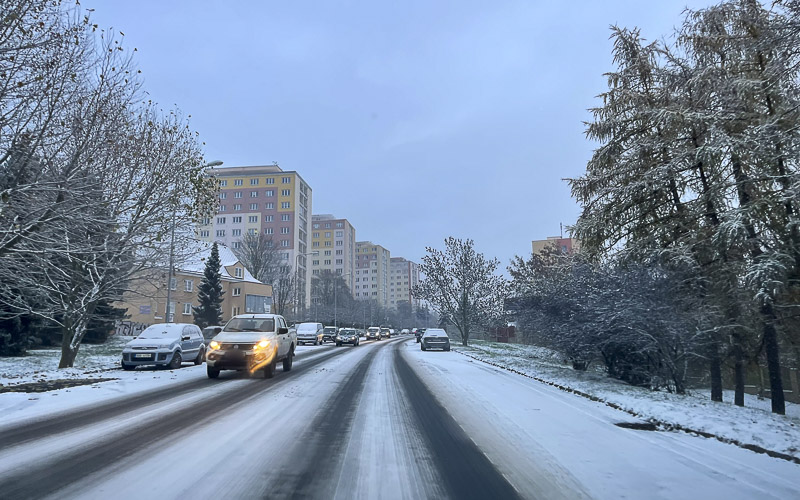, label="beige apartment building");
[198,165,313,309]
[354,241,391,308]
[120,243,272,327]
[532,236,581,256]
[310,214,356,291]
[389,257,420,310]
